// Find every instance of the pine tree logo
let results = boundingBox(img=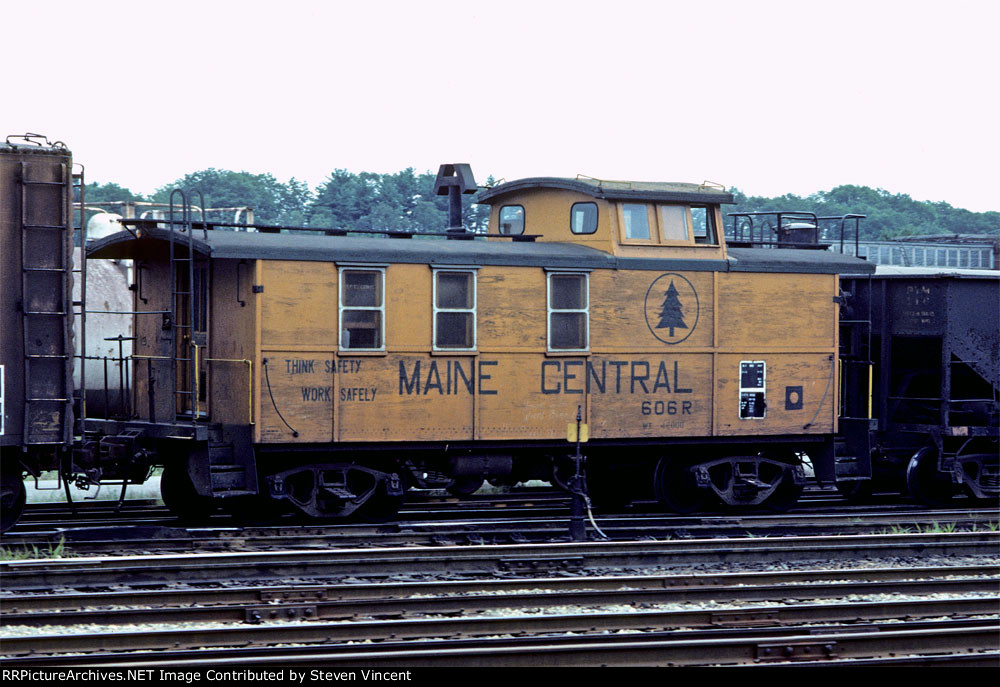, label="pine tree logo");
[657,281,688,337]
[644,273,699,344]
